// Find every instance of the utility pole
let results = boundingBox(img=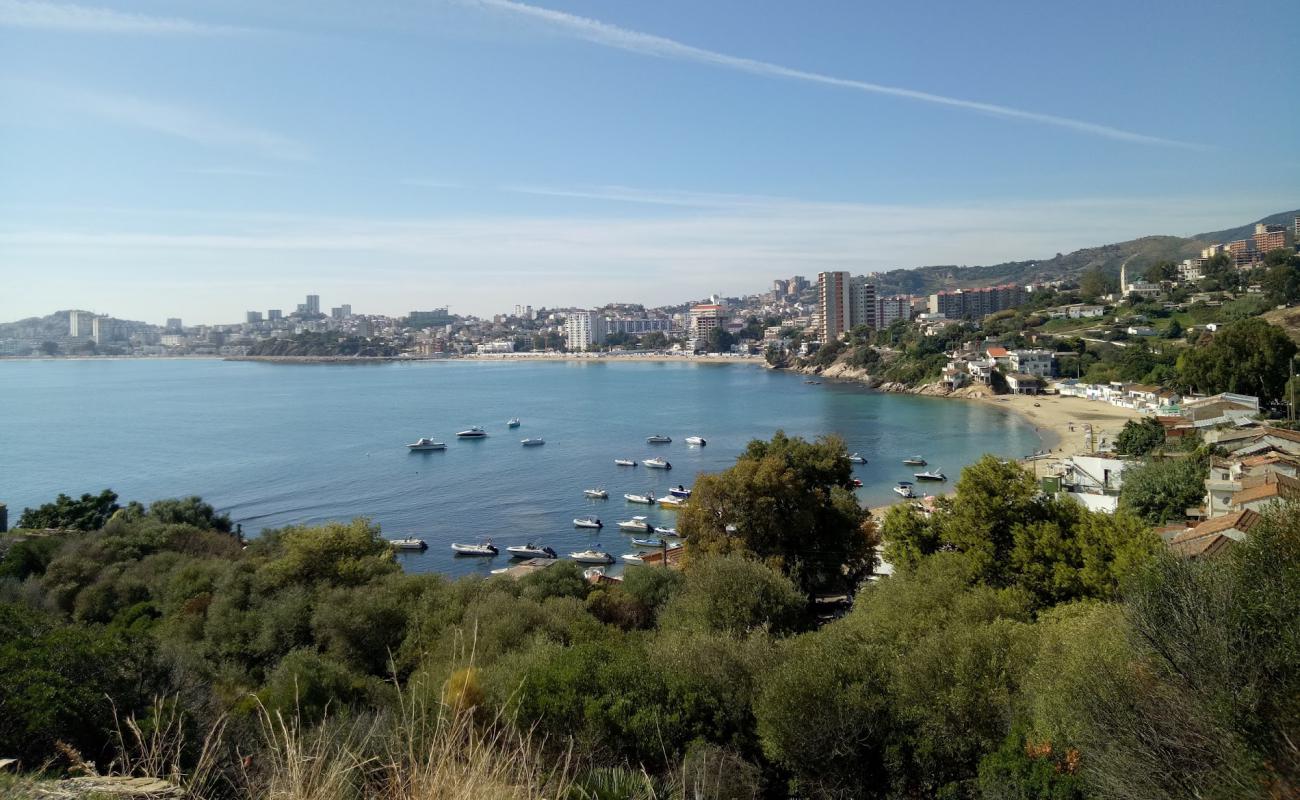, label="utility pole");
[1291,355,1296,422]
